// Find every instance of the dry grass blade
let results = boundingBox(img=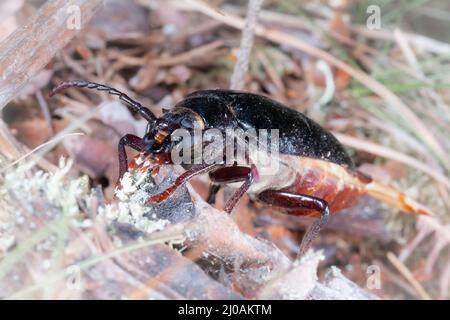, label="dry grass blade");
[153,40,224,67]
[352,25,450,56]
[387,251,432,300]
[333,132,450,190]
[0,132,84,173]
[0,118,57,173]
